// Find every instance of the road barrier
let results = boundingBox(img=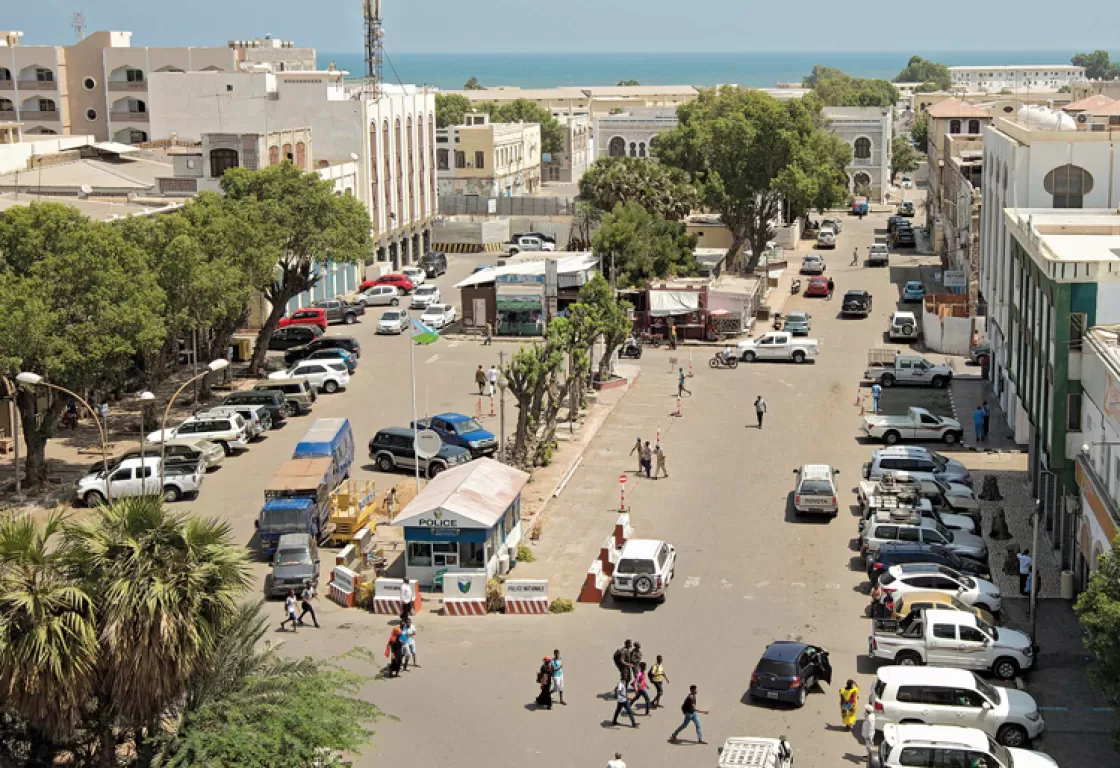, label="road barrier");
[372,577,421,615]
[440,571,488,616]
[579,560,609,603]
[505,579,549,614]
[329,565,359,608]
[613,512,632,550]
